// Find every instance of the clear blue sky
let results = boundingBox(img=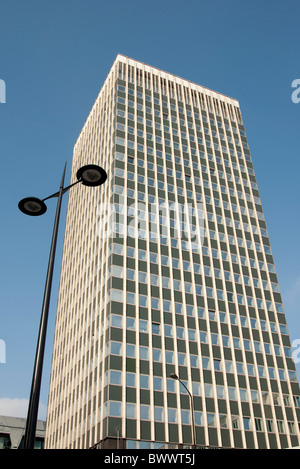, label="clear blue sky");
[0,0,300,420]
